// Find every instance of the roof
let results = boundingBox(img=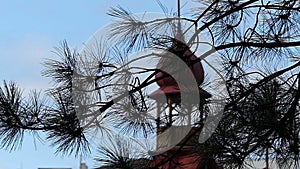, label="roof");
[96,158,150,169]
